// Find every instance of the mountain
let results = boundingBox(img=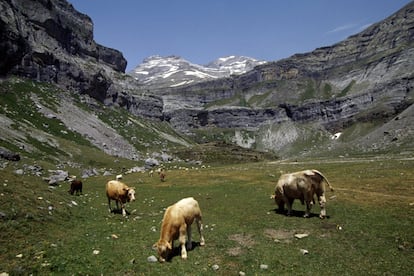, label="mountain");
[0,0,413,163]
[156,1,414,155]
[128,55,266,88]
